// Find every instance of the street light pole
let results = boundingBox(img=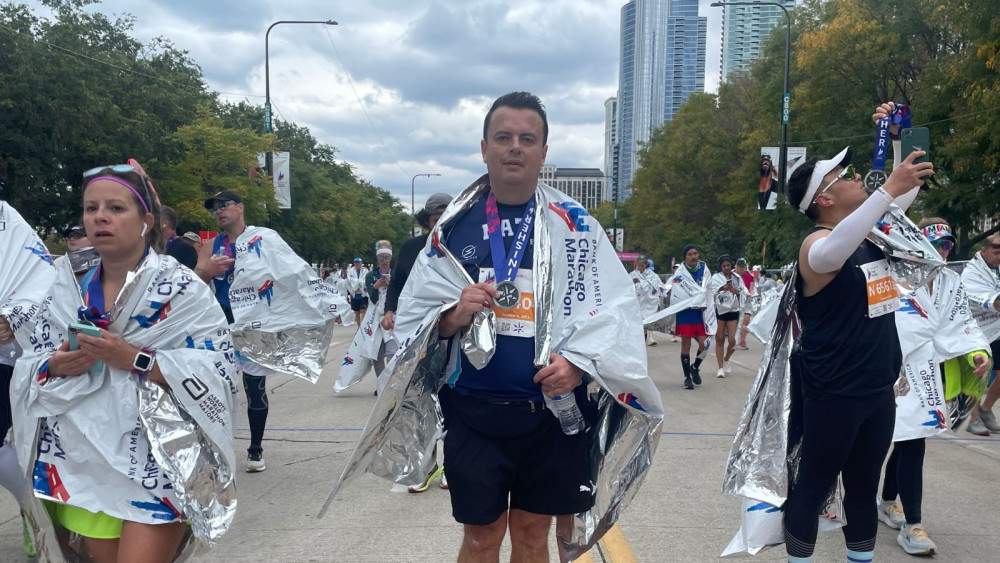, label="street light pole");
[411,173,442,221]
[710,1,791,193]
[263,20,337,228]
[265,20,338,134]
